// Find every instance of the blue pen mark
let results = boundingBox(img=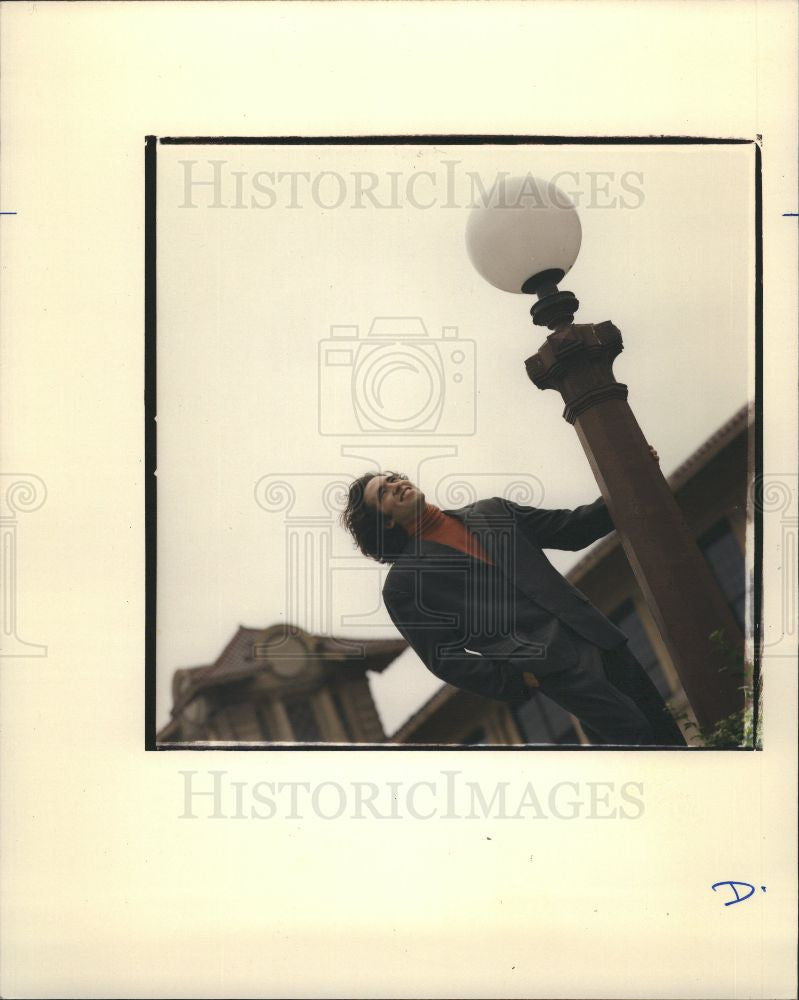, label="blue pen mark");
[0,212,18,215]
[711,880,767,906]
[784,213,798,217]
